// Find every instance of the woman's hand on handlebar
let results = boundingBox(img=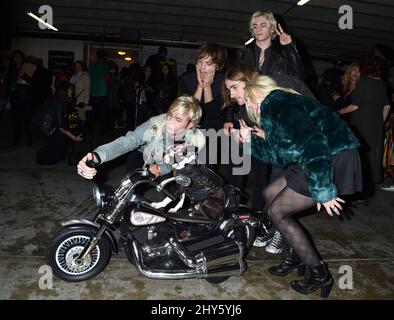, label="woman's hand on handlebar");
[77,153,98,179]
